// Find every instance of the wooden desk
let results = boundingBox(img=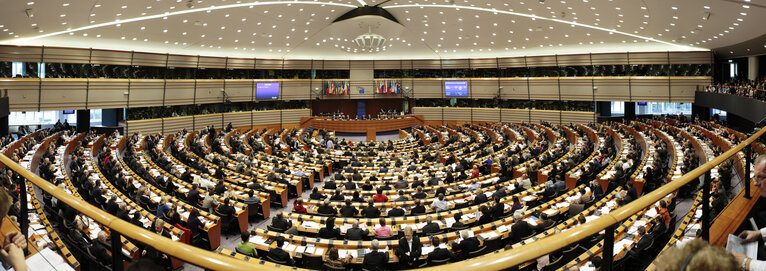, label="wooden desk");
[300,115,424,141]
